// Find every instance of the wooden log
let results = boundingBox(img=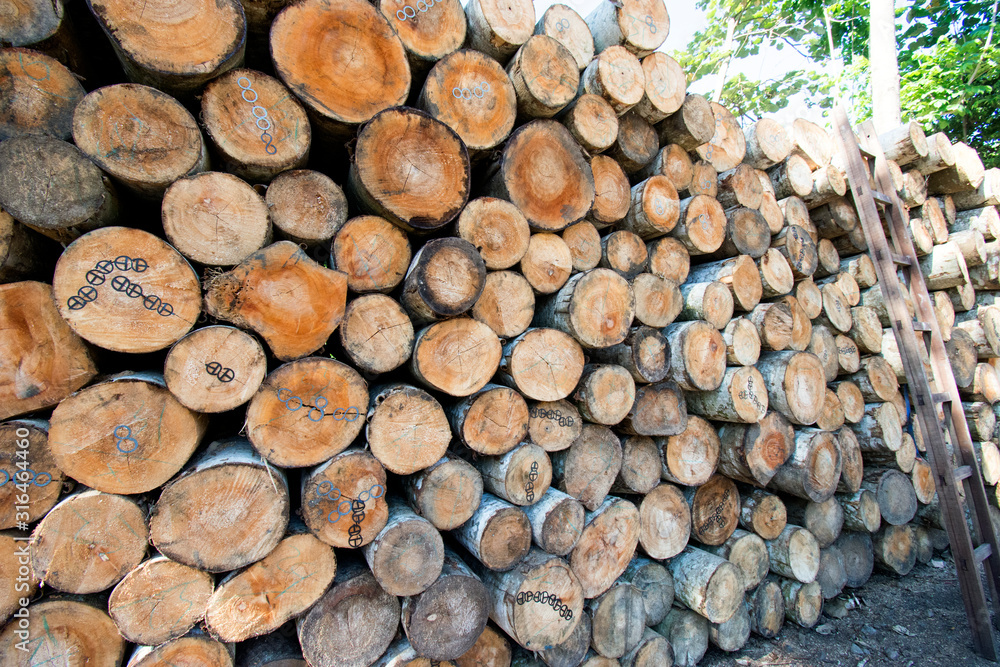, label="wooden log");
[954,167,1000,210]
[756,351,826,426]
[743,118,791,170]
[678,281,733,330]
[716,412,793,487]
[909,458,935,503]
[535,3,593,70]
[578,45,644,115]
[599,230,649,280]
[404,454,483,531]
[29,488,146,594]
[562,221,603,273]
[668,195,726,256]
[150,438,288,571]
[571,496,641,598]
[412,318,503,397]
[686,256,761,314]
[708,597,751,652]
[746,580,784,639]
[570,365,635,426]
[648,236,691,284]
[815,282,853,334]
[498,328,586,401]
[767,155,813,199]
[758,248,795,298]
[108,555,213,646]
[456,197,531,271]
[686,366,767,424]
[965,401,996,440]
[552,425,623,511]
[0,420,62,529]
[912,131,956,175]
[655,607,708,667]
[448,385,529,456]
[471,270,536,339]
[338,295,415,375]
[701,528,769,591]
[774,295,813,352]
[717,165,765,210]
[921,197,951,244]
[331,214,411,294]
[808,324,839,383]
[686,160,720,198]
[739,488,787,541]
[456,625,512,667]
[587,582,646,658]
[834,531,874,588]
[134,632,234,665]
[533,268,635,349]
[298,557,400,667]
[620,176,680,240]
[621,557,675,627]
[0,47,84,142]
[526,399,584,453]
[928,141,986,194]
[507,35,579,119]
[769,428,842,503]
[299,448,389,550]
[0,209,49,282]
[776,578,822,628]
[714,207,771,261]
[787,118,832,170]
[476,442,552,507]
[72,84,207,198]
[618,380,688,437]
[560,94,619,155]
[589,326,671,384]
[839,489,882,534]
[849,401,903,454]
[201,69,310,184]
[947,327,979,388]
[48,372,205,495]
[610,111,659,173]
[759,192,785,234]
[361,500,445,597]
[585,155,631,231]
[963,361,1000,404]
[657,93,714,150]
[621,627,673,666]
[685,474,739,547]
[451,493,529,572]
[524,487,585,556]
[634,52,685,125]
[864,468,918,526]
[85,0,244,95]
[878,121,929,166]
[784,497,842,549]
[954,206,1000,241]
[521,233,573,294]
[692,101,746,173]
[0,597,125,666]
[536,610,592,667]
[765,524,819,584]
[639,143,695,191]
[914,525,935,564]
[663,320,726,391]
[801,165,847,209]
[771,225,819,280]
[749,301,793,353]
[837,426,865,493]
[0,135,118,243]
[872,524,917,575]
[722,317,762,366]
[667,546,743,623]
[262,170,347,255]
[206,529,337,642]
[366,384,451,475]
[900,168,929,208]
[656,415,720,487]
[810,196,859,240]
[836,336,862,376]
[375,0,466,73]
[586,0,669,56]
